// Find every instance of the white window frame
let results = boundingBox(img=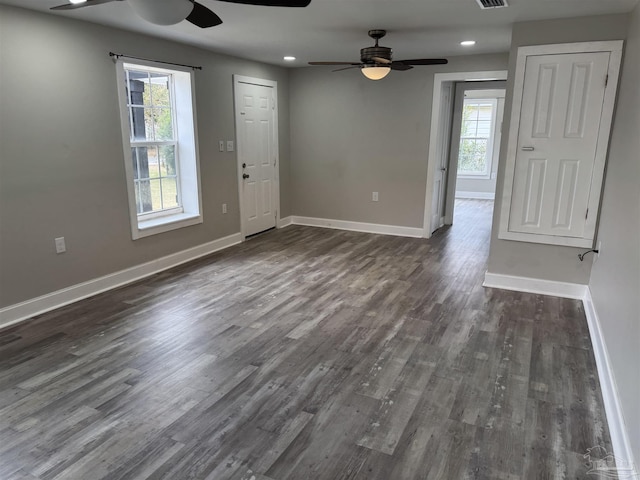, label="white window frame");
[457,98,498,179]
[115,58,202,240]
